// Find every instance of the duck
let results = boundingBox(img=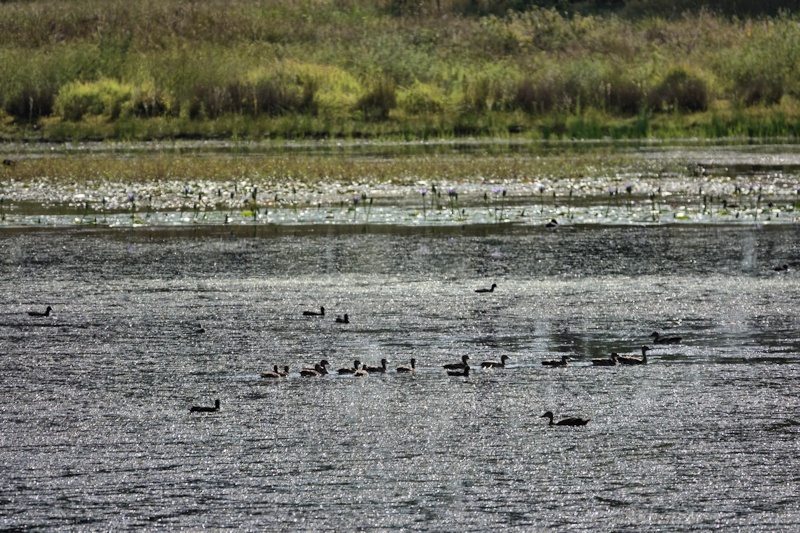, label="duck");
[335,314,349,324]
[545,218,558,228]
[396,358,417,373]
[337,360,362,375]
[303,306,325,317]
[650,331,682,344]
[481,354,510,369]
[591,353,618,366]
[447,365,470,377]
[443,355,470,370]
[475,283,497,293]
[364,358,388,373]
[541,355,570,367]
[541,411,589,426]
[190,399,220,413]
[301,360,330,376]
[772,264,790,272]
[261,365,287,379]
[617,346,650,365]
[28,306,52,317]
